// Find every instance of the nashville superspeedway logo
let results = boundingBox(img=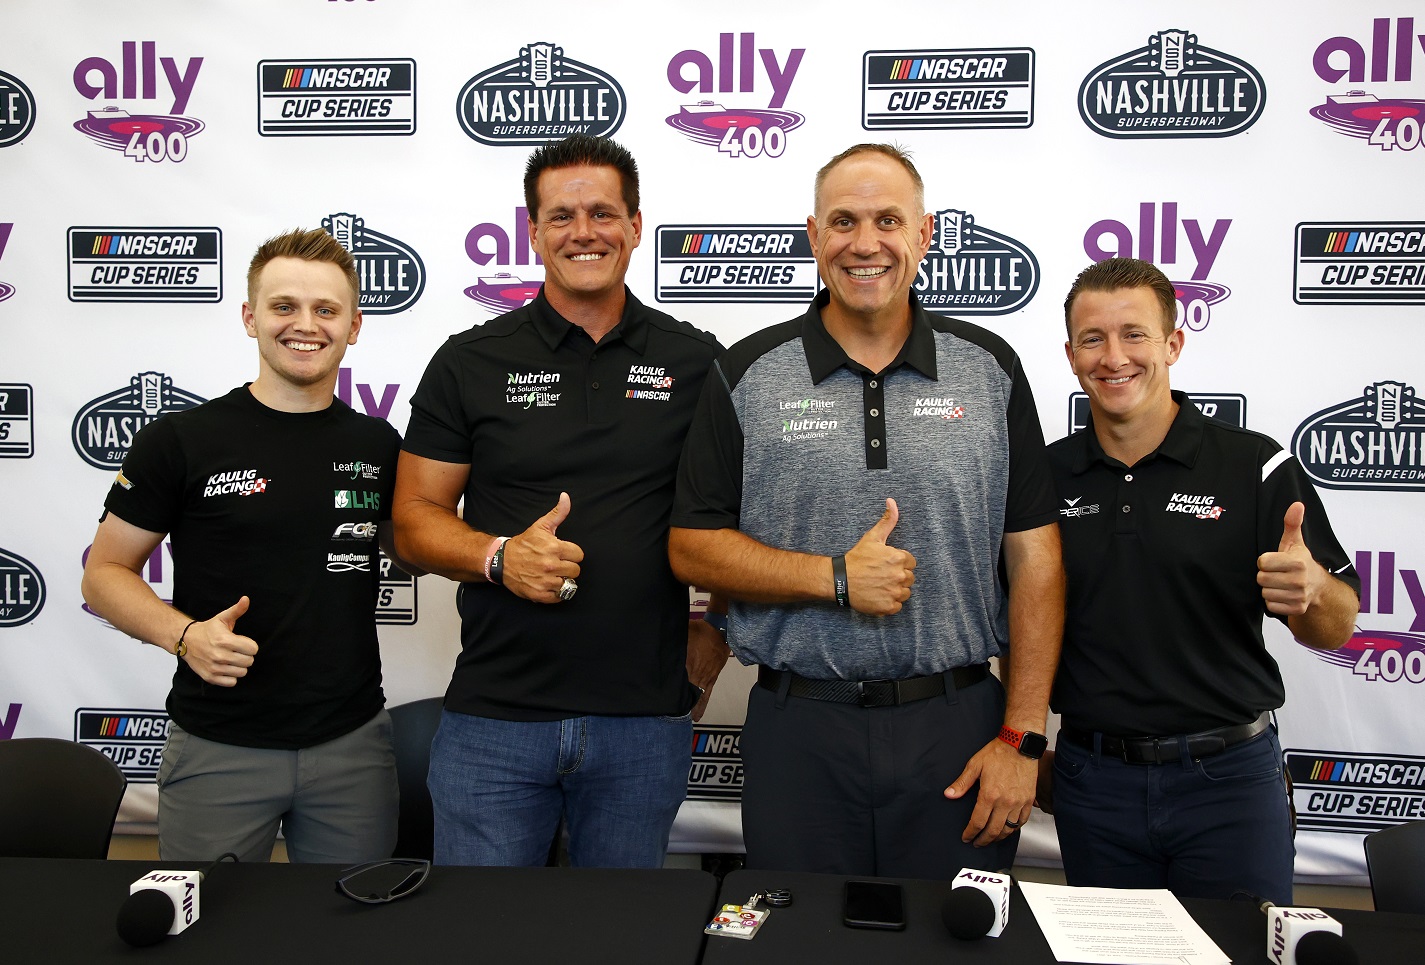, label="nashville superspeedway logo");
[323,213,426,314]
[915,208,1039,315]
[457,42,625,145]
[72,372,205,470]
[1291,380,1425,491]
[1286,749,1425,833]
